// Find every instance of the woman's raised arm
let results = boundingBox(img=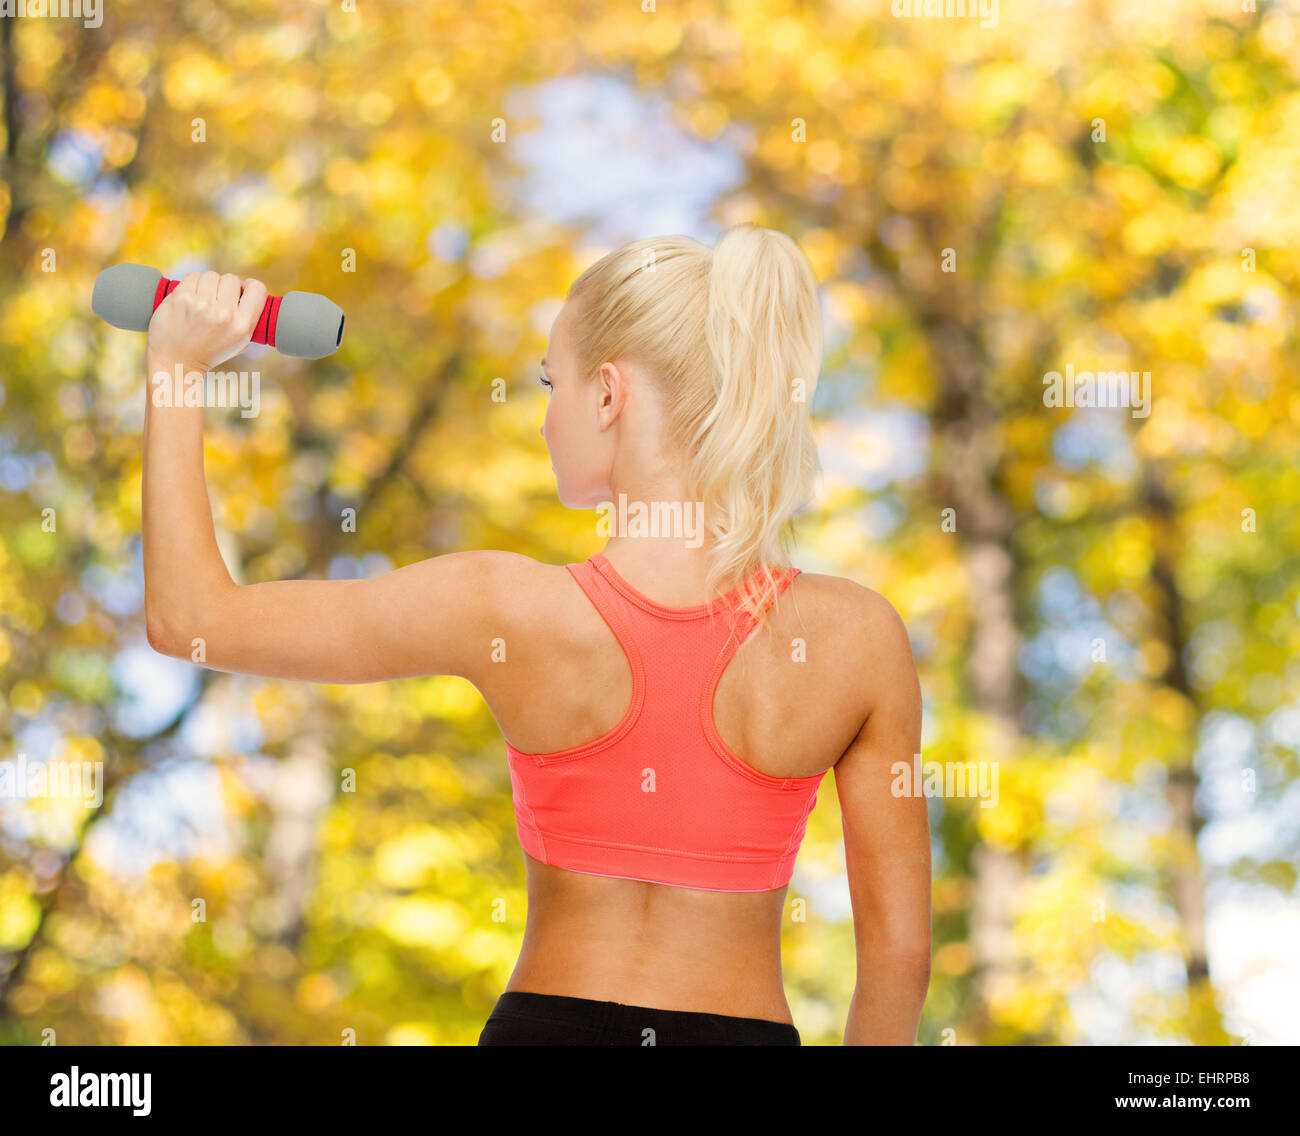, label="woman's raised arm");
[141,269,522,685]
[144,549,529,685]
